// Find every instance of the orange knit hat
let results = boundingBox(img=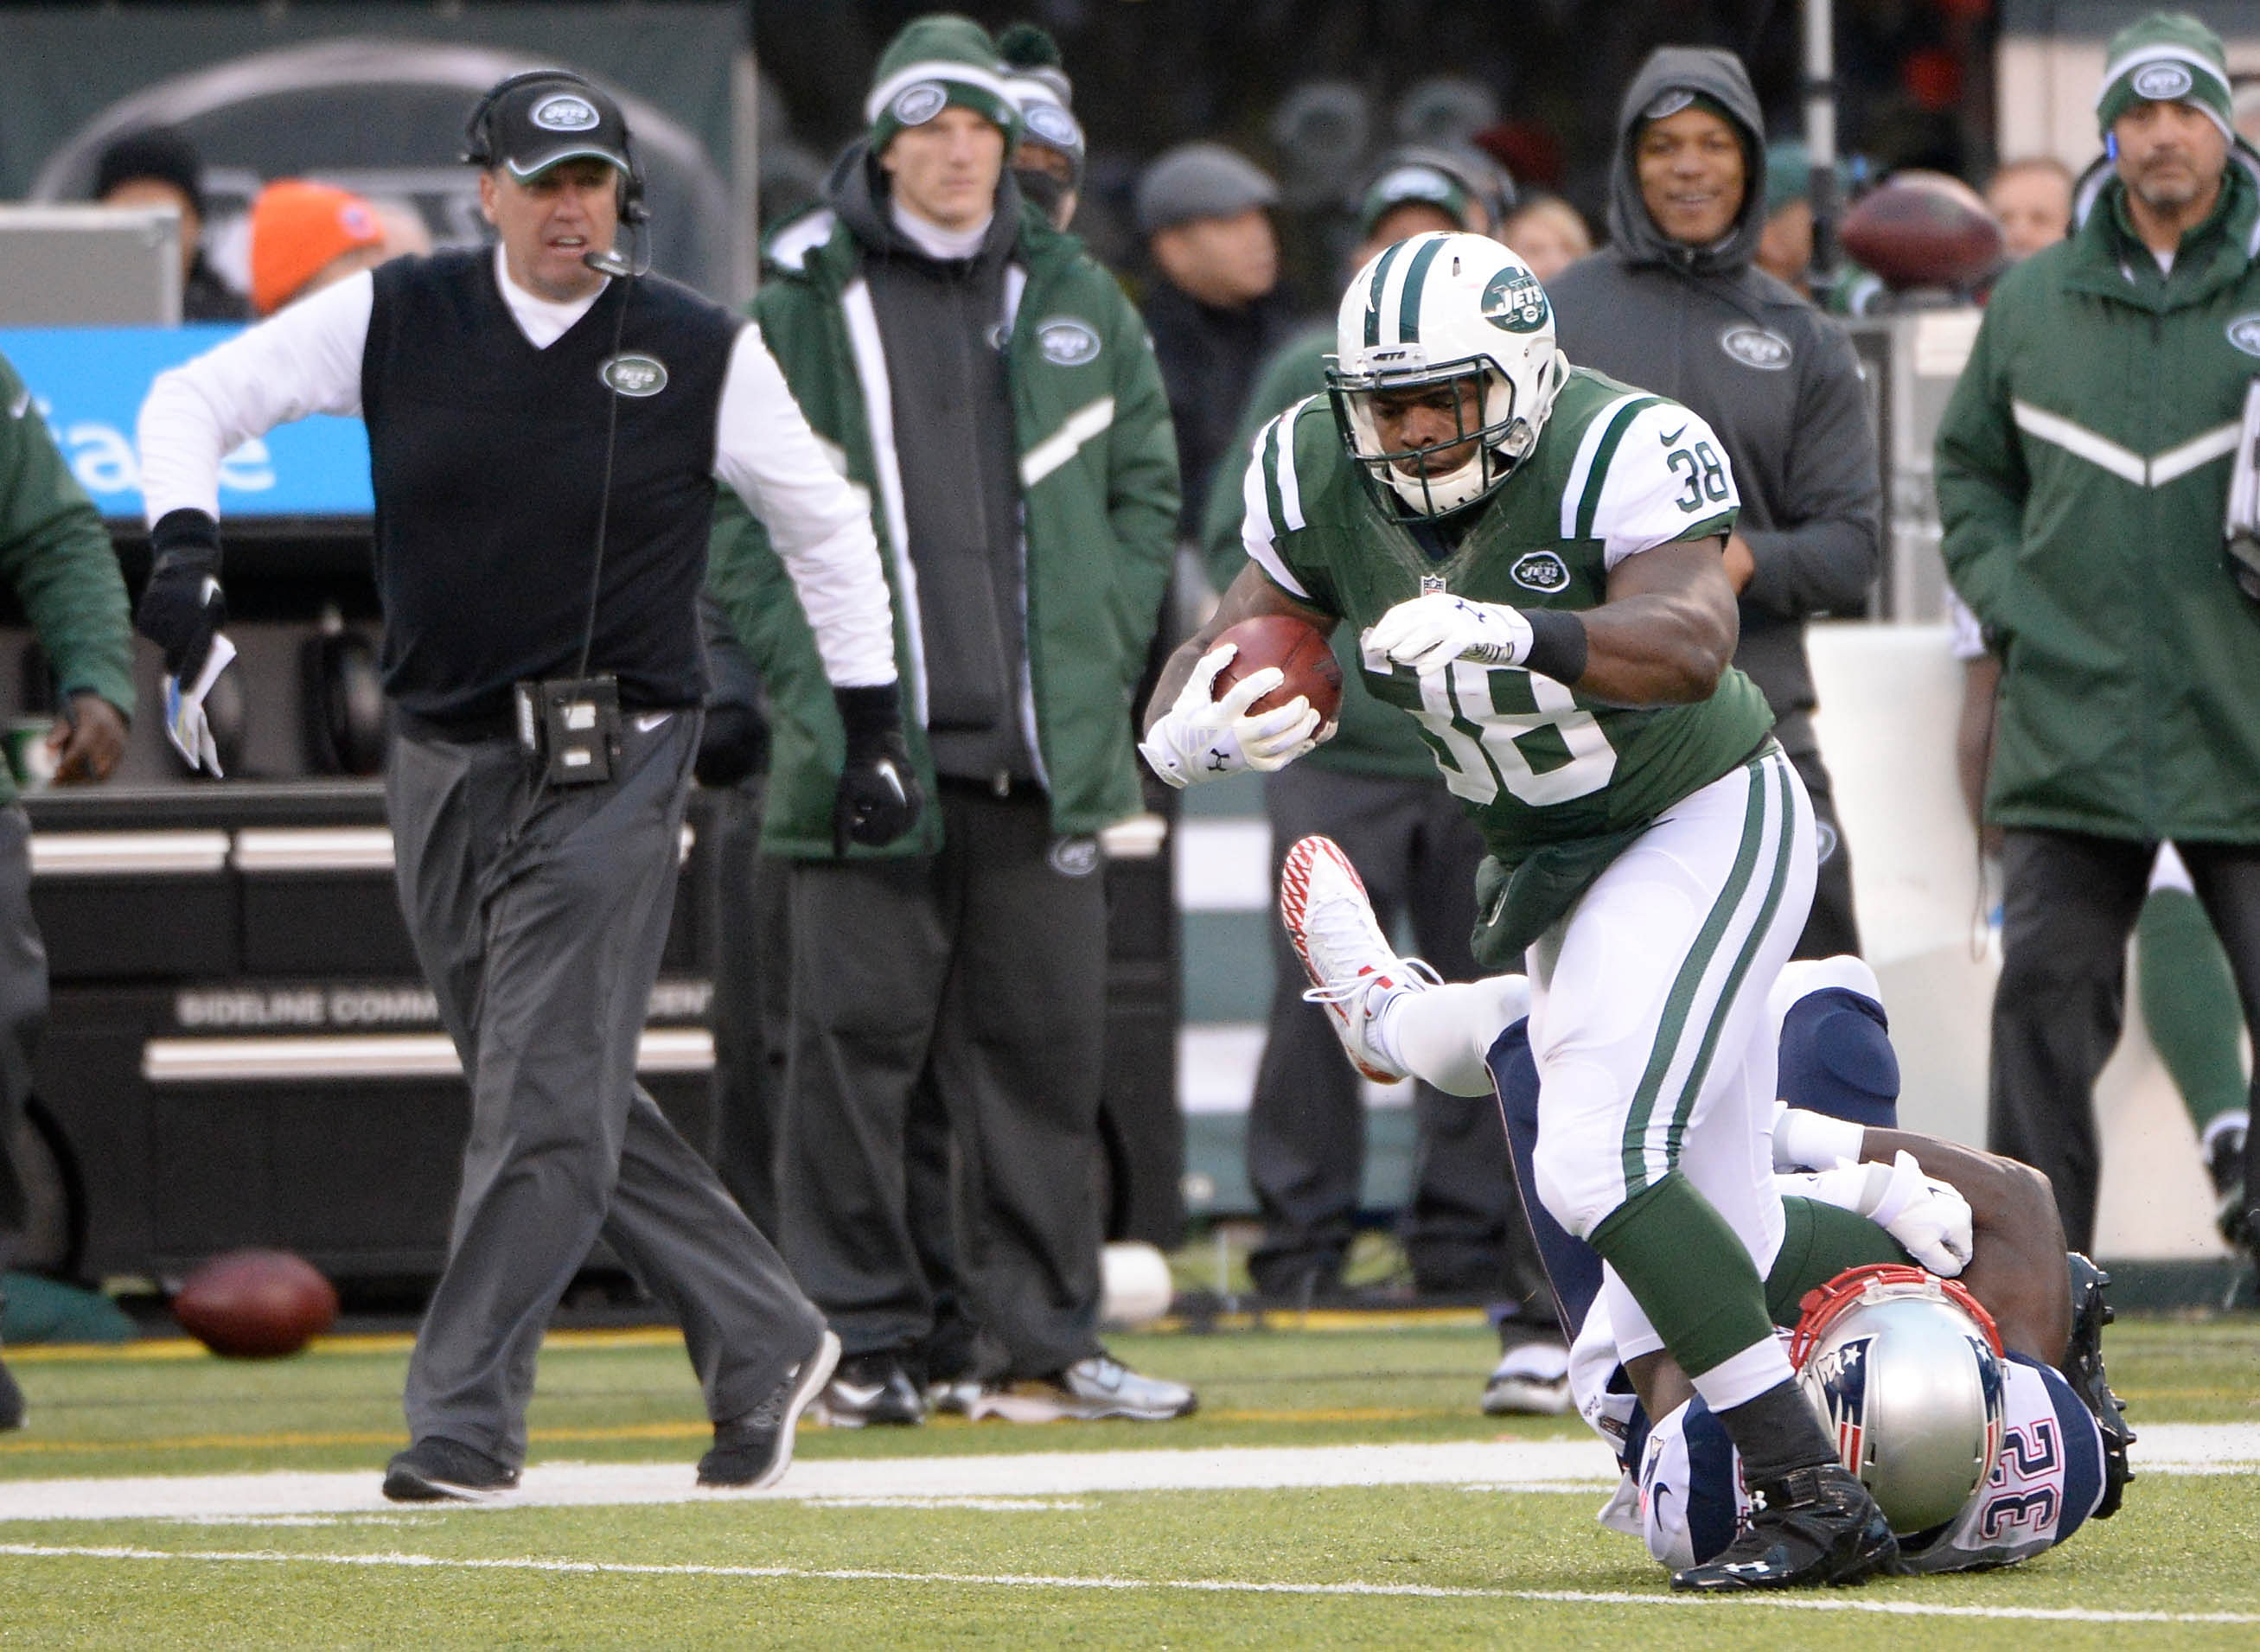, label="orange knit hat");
[249,180,386,314]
